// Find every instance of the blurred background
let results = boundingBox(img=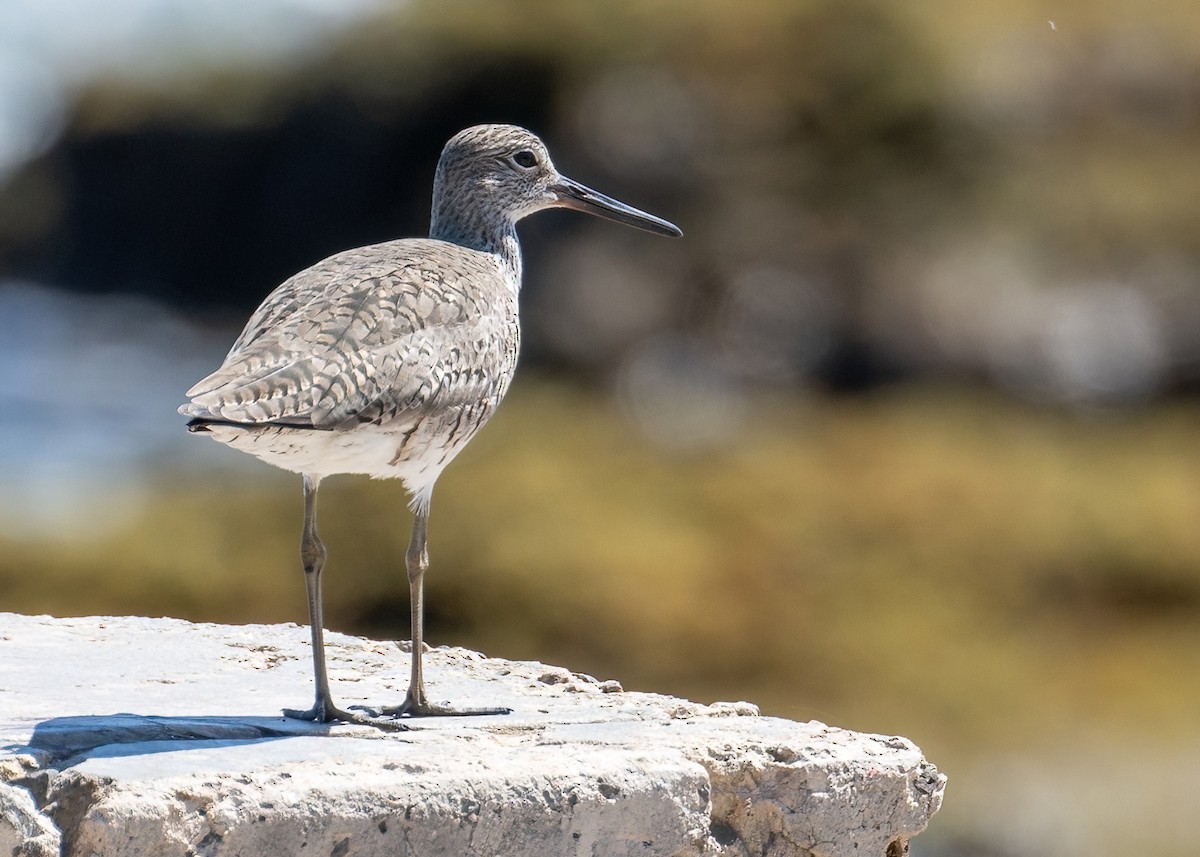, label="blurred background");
[2,0,1199,853]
